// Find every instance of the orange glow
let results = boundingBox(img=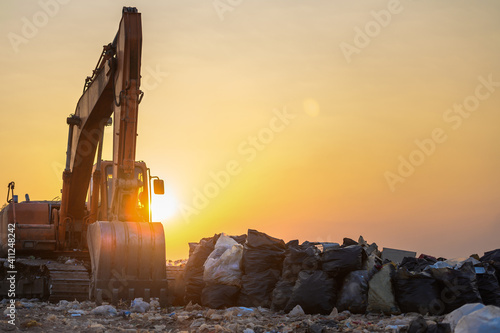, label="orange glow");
[151,191,178,223]
[1,2,500,261]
